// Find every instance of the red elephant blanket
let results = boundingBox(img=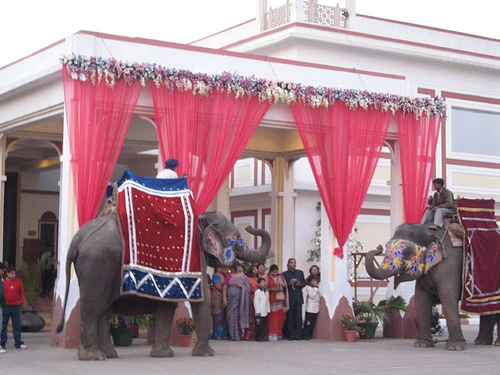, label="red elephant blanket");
[458,198,500,314]
[117,171,203,302]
